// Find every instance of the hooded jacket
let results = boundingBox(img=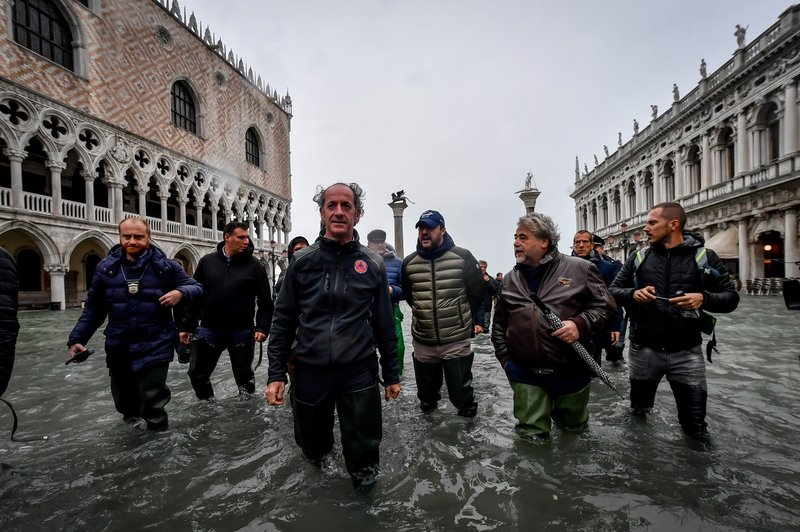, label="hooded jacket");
[491,248,616,375]
[382,247,404,304]
[267,231,399,385]
[68,244,203,372]
[182,240,273,334]
[609,231,739,351]
[401,233,485,345]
